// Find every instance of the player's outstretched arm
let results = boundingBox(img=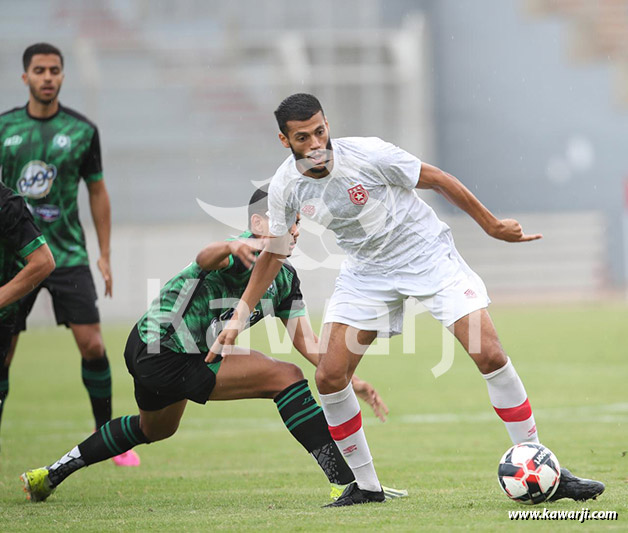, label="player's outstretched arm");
[87,180,113,297]
[282,315,389,422]
[206,246,288,362]
[0,244,54,310]
[416,163,543,243]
